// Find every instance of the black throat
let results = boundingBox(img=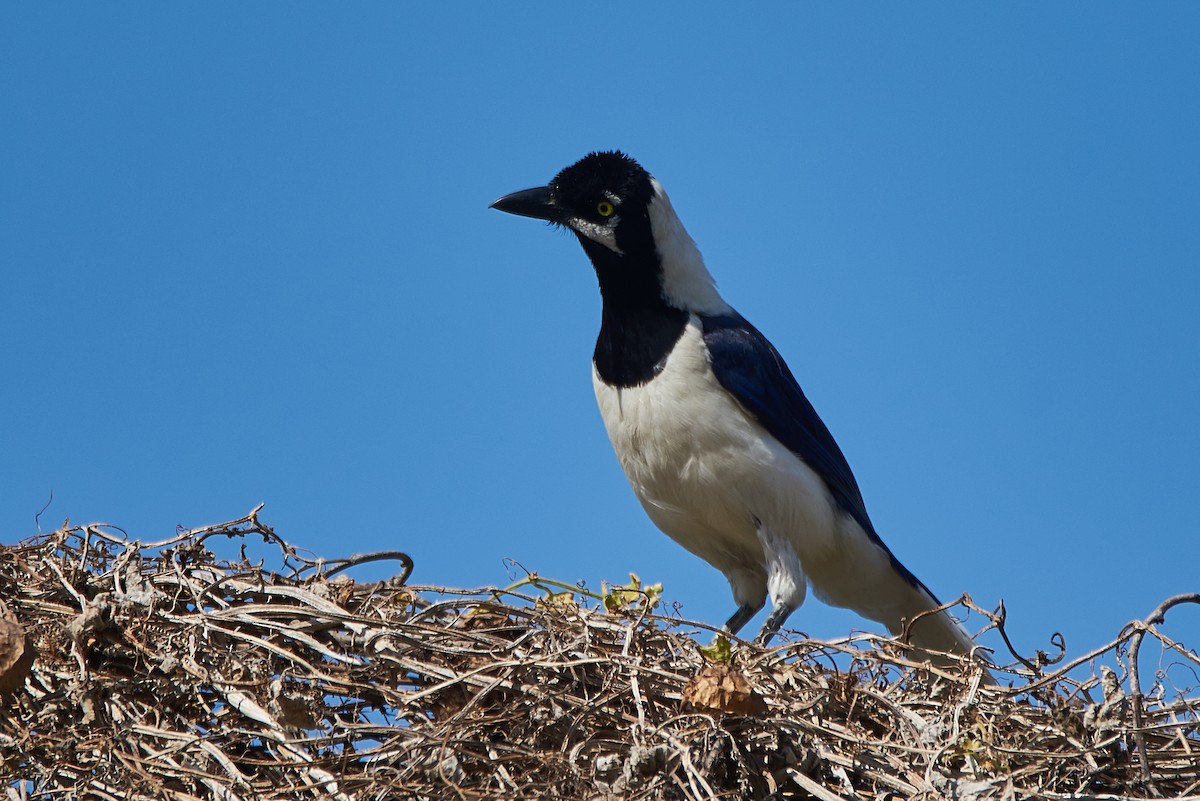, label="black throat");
[580,236,689,388]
